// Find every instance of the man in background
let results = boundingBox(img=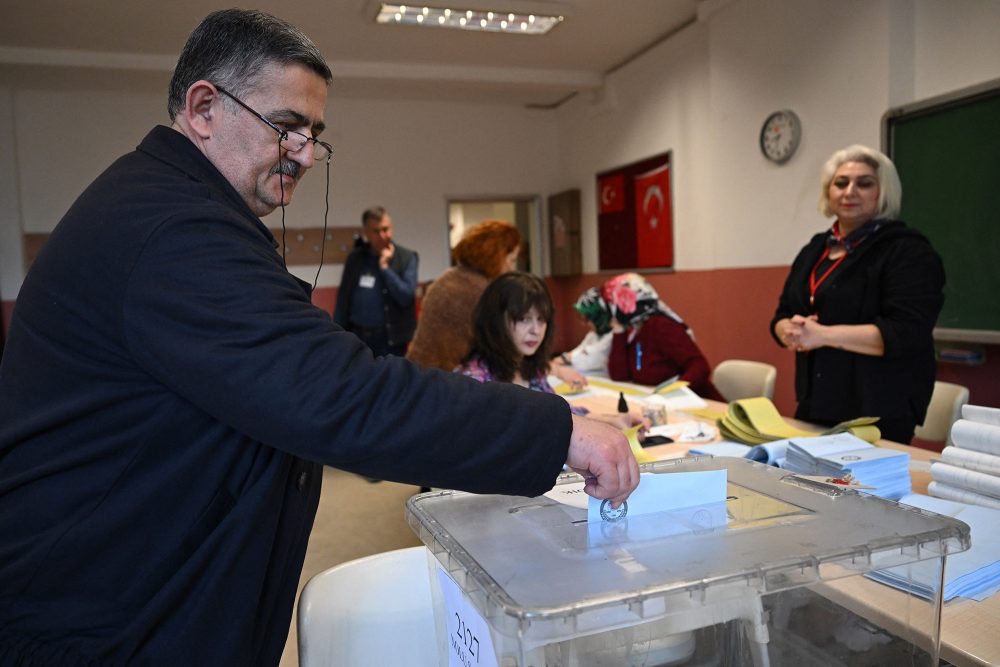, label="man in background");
[0,9,637,665]
[334,206,417,356]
